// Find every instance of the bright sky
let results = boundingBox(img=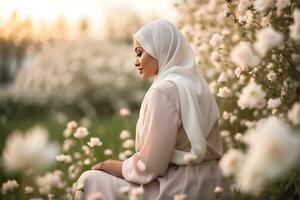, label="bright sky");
[0,0,178,23]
